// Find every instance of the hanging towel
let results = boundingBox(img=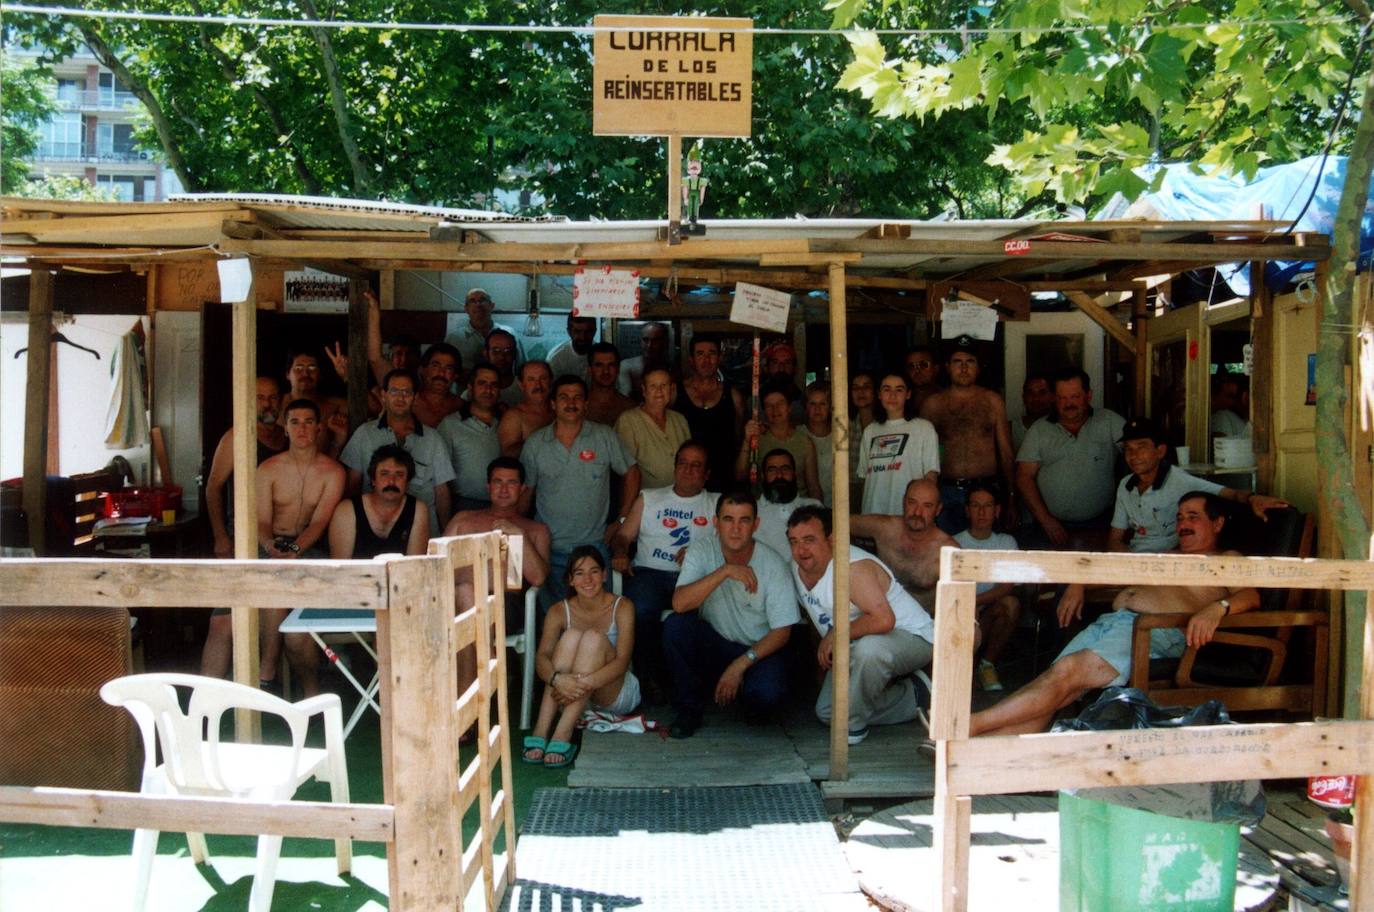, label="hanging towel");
[104,326,148,448]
